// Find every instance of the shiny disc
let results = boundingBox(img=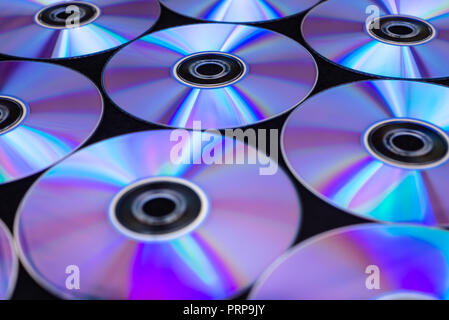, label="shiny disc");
[302,0,449,79]
[0,0,160,59]
[16,130,301,299]
[0,61,102,184]
[103,23,317,129]
[161,0,320,23]
[282,80,449,226]
[0,220,17,300]
[250,224,449,300]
